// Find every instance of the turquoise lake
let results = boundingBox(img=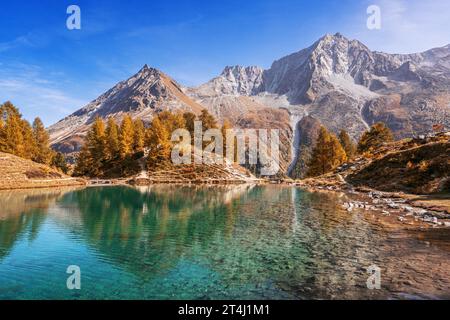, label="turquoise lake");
[0,185,449,300]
